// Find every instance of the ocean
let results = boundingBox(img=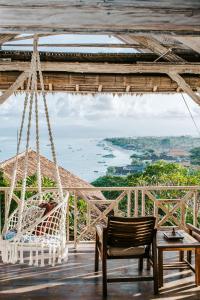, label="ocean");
[0,137,132,183]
